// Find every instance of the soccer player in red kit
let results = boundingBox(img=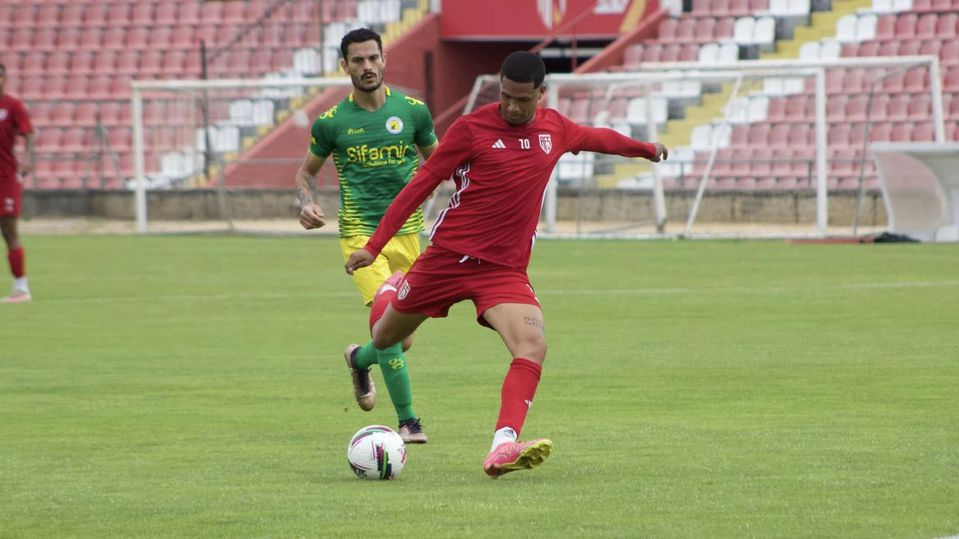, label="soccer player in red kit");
[344,51,667,478]
[0,63,34,304]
